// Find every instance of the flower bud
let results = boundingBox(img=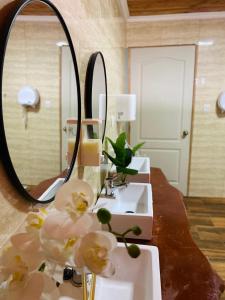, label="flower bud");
[131,226,142,236]
[127,244,141,258]
[97,208,112,224]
